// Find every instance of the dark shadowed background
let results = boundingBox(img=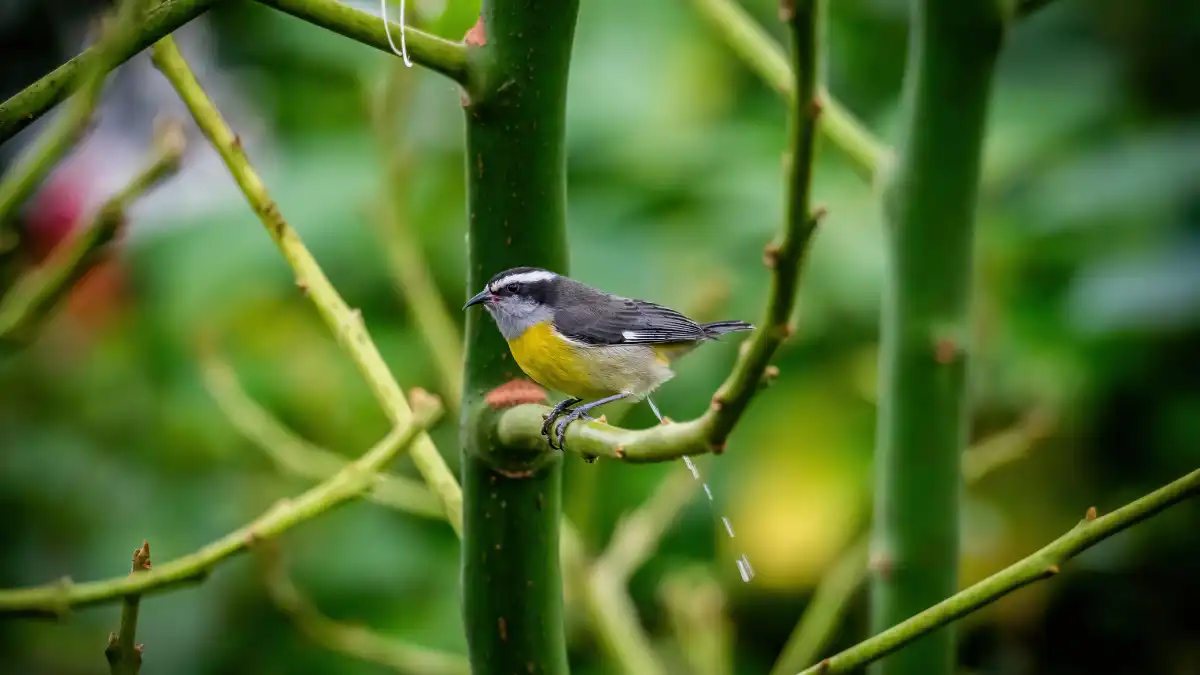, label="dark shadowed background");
[1,0,1198,673]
